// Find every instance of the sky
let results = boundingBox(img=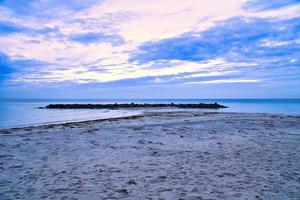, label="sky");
[0,0,300,99]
